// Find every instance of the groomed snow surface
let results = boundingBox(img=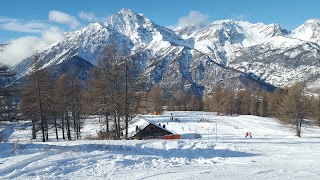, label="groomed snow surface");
[1,111,320,179]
